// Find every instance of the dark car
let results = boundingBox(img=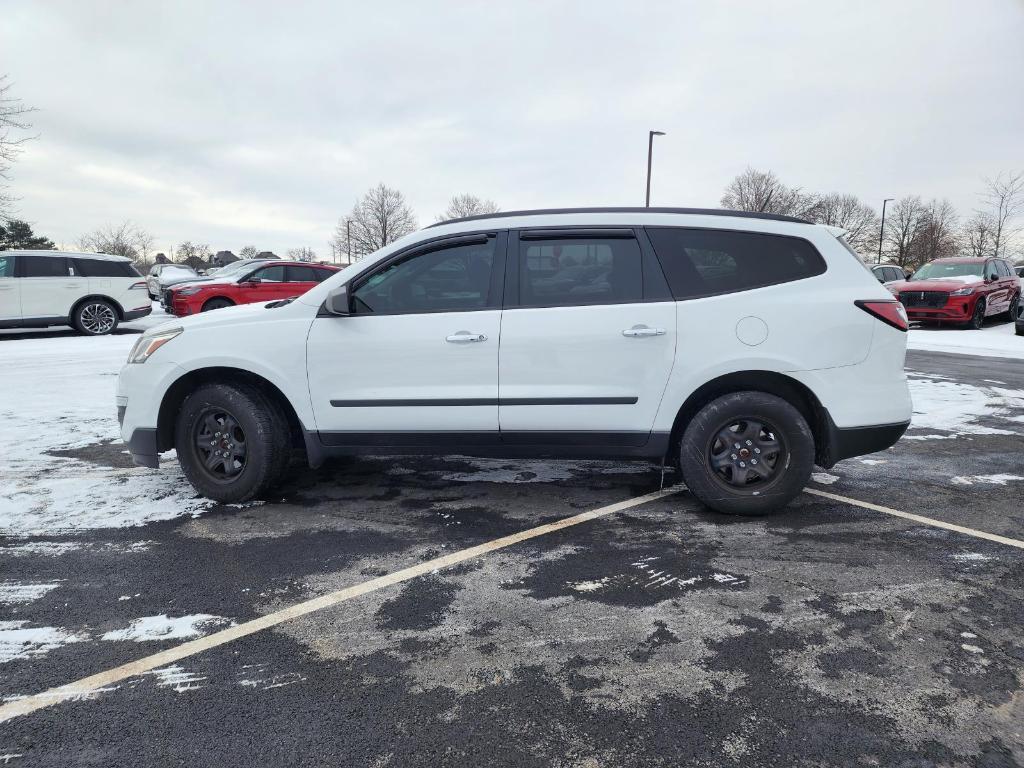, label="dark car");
[896,257,1020,329]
